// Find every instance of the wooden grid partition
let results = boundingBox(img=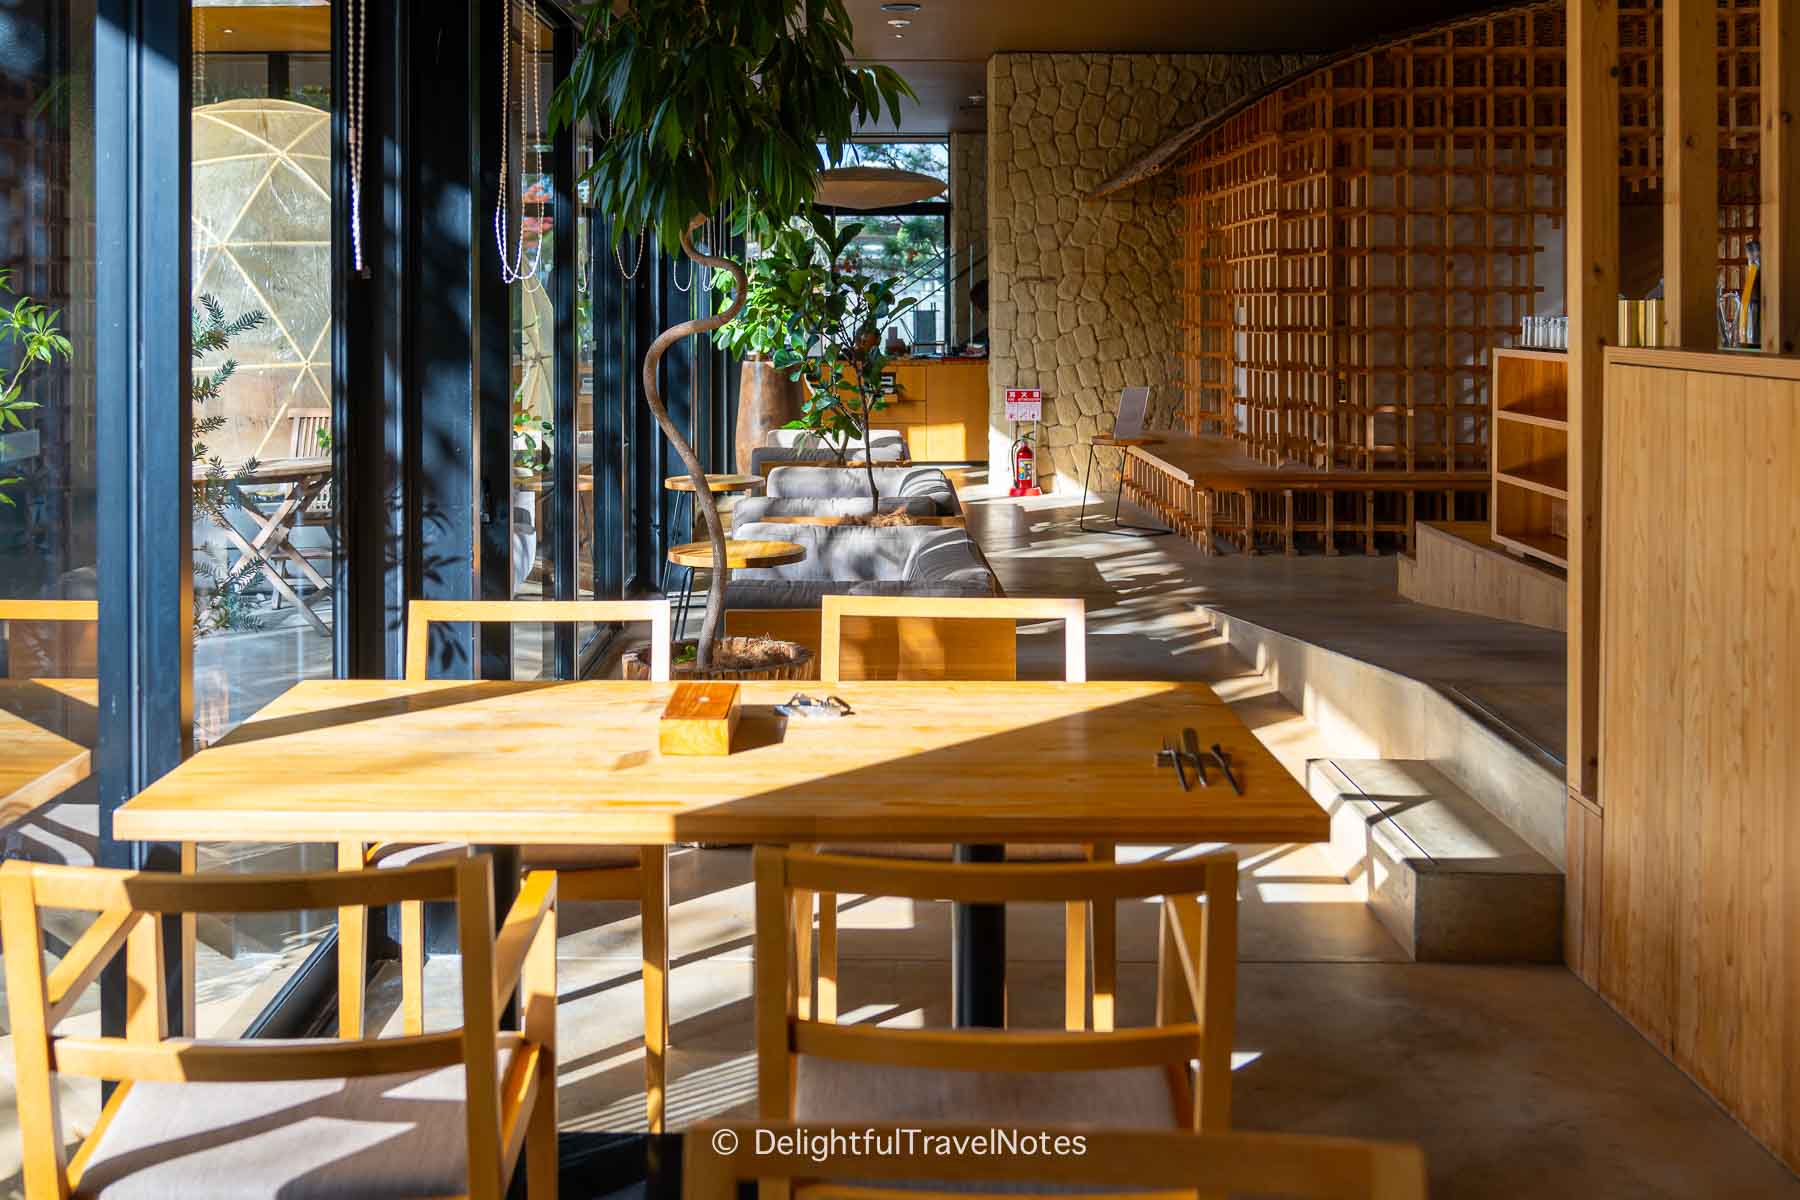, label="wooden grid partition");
[1177,0,1766,474]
